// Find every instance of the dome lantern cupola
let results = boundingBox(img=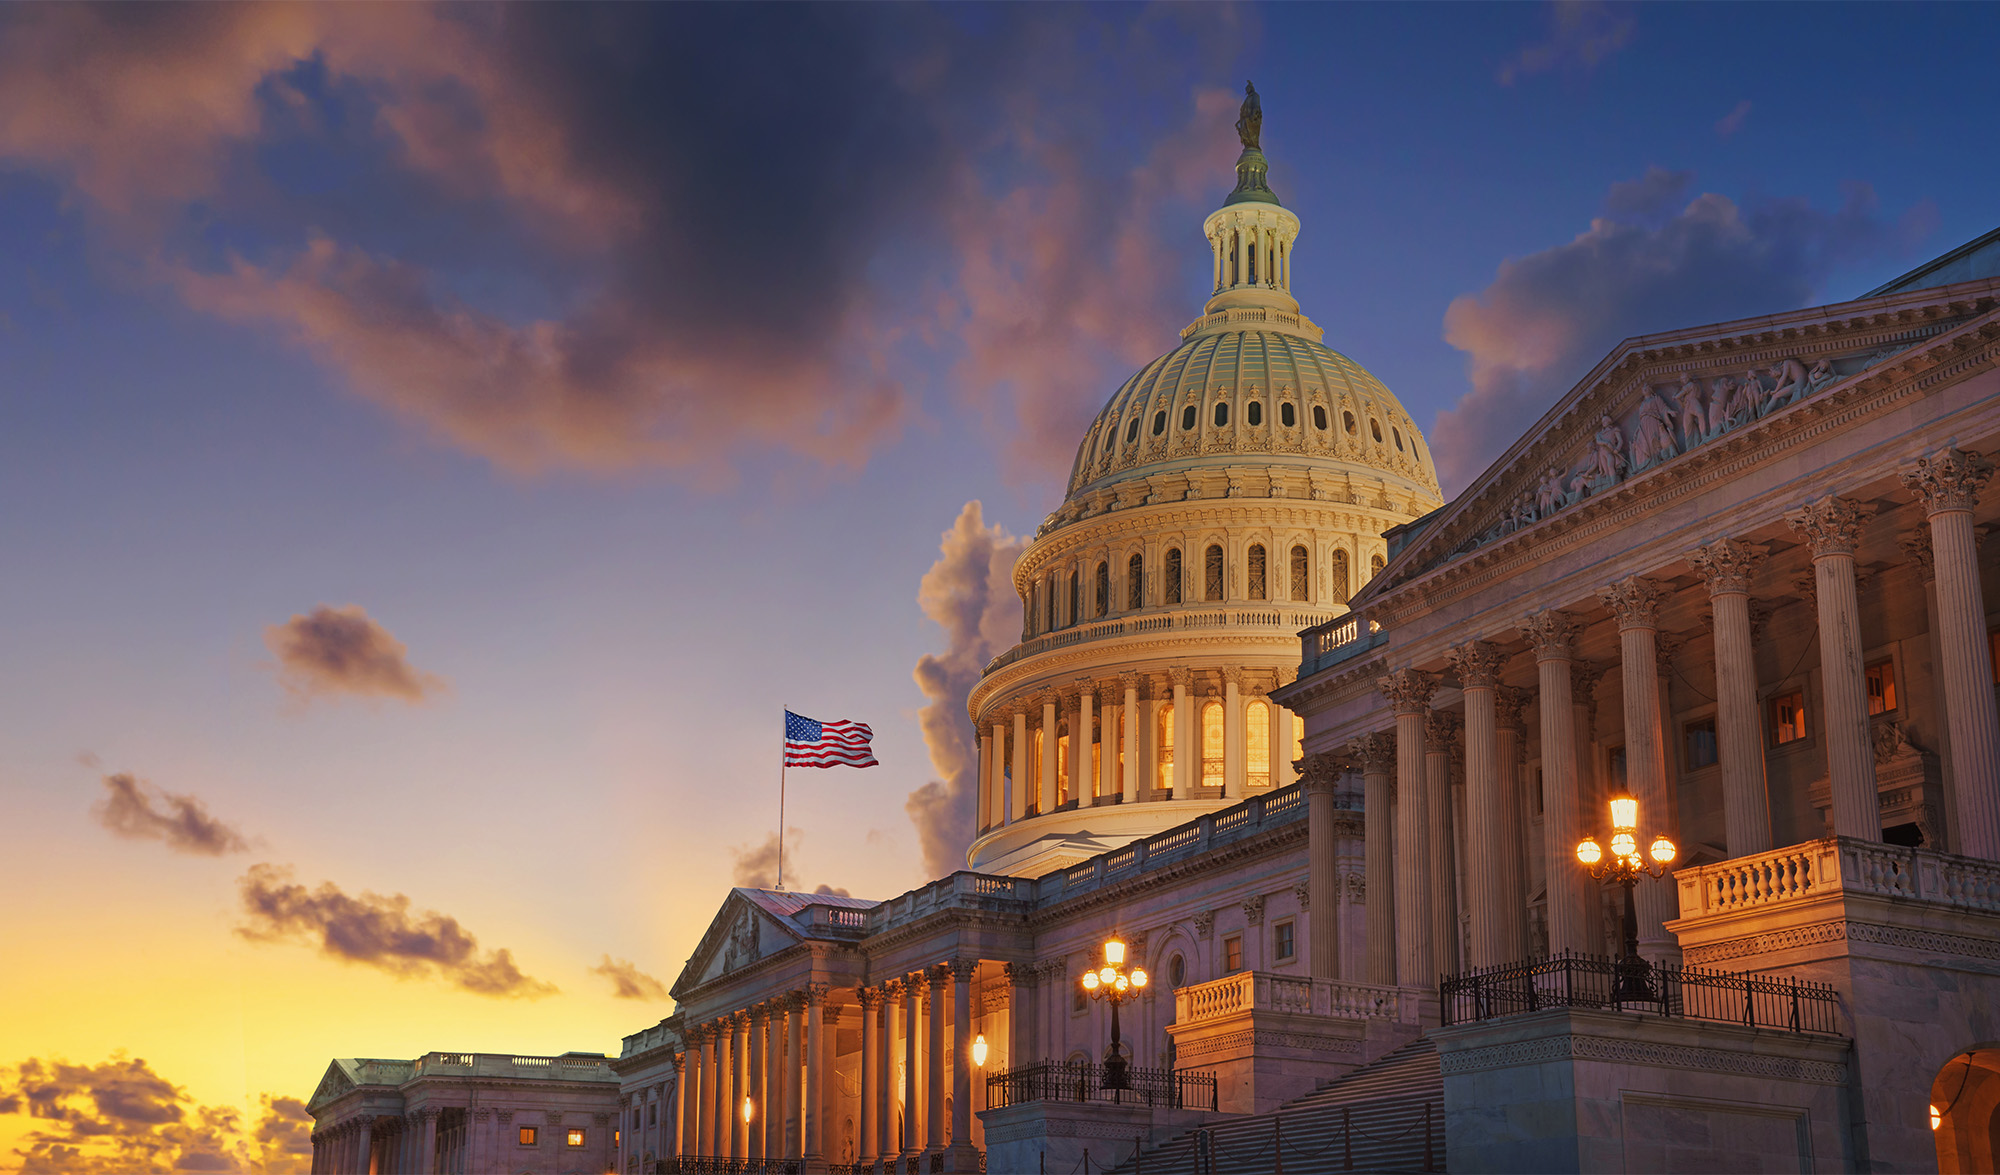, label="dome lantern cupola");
[1194,82,1314,339]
